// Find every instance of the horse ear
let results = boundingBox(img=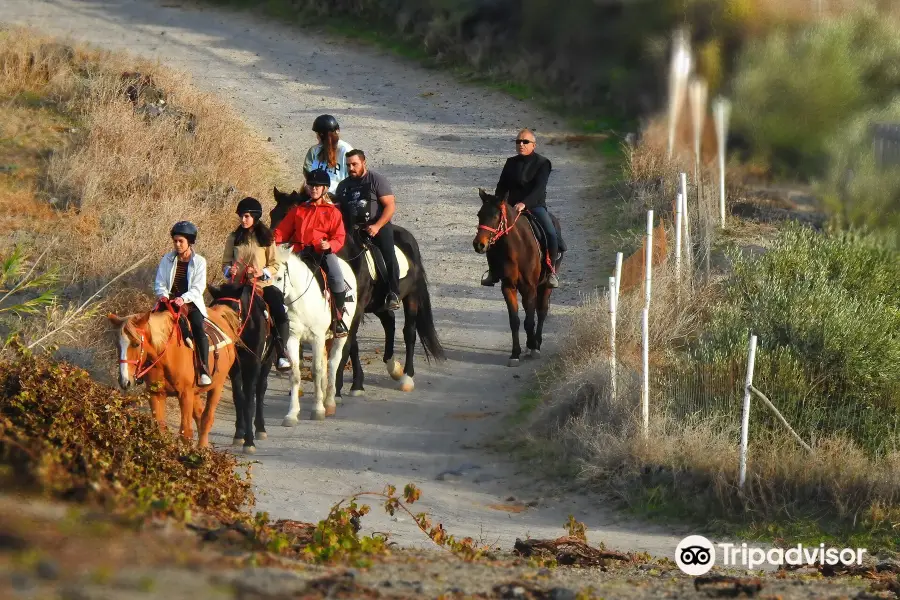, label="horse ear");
[207,284,221,299]
[478,188,490,203]
[107,313,125,328]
